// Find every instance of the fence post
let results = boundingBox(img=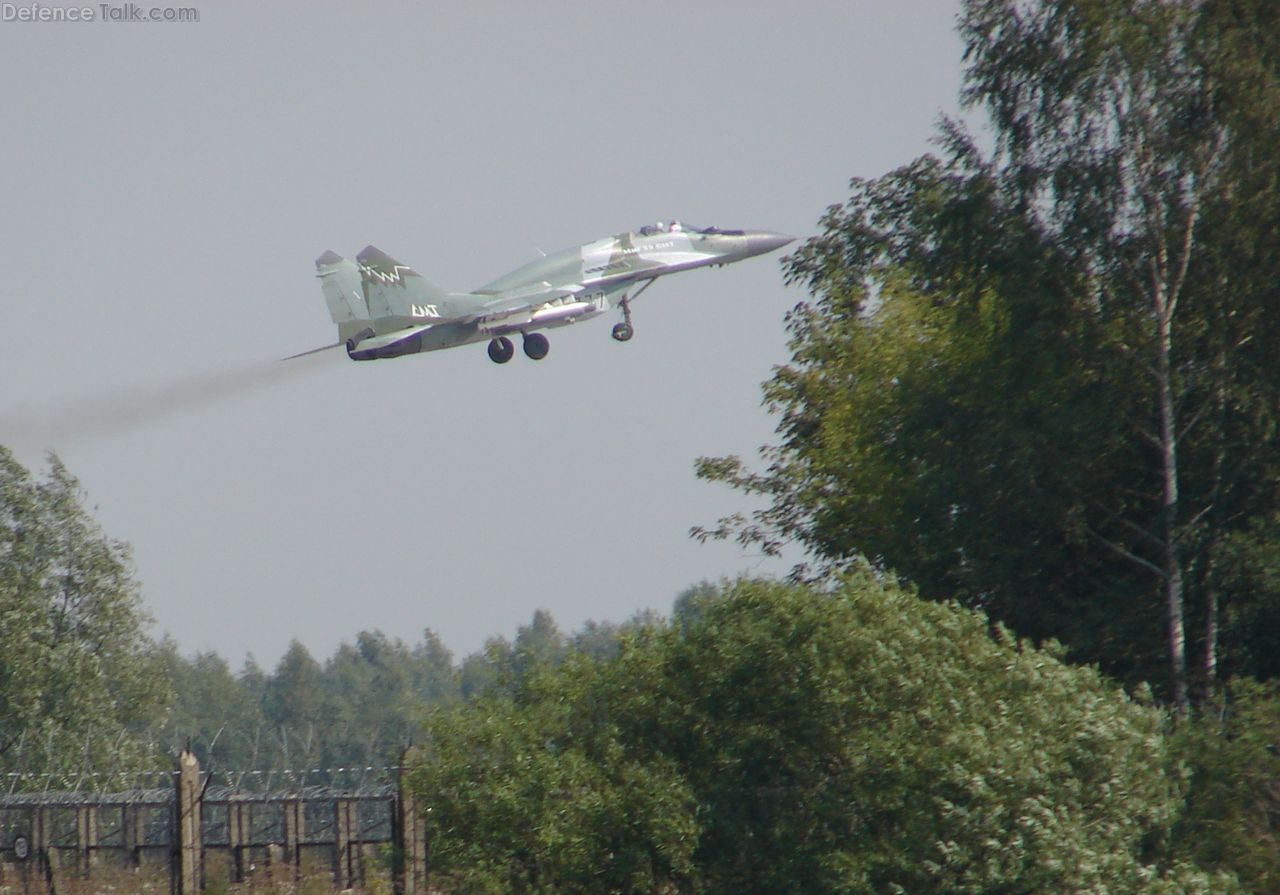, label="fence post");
[175,749,202,895]
[34,804,52,894]
[227,797,250,884]
[123,803,142,867]
[334,798,356,890]
[395,746,426,895]
[283,798,303,882]
[77,804,97,878]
